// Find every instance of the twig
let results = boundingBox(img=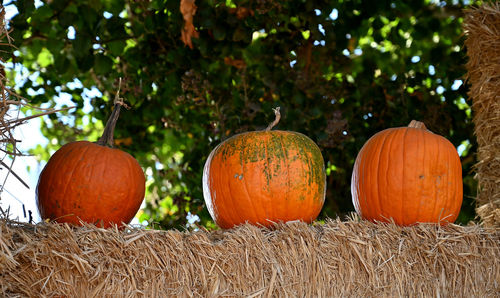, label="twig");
[5,106,76,125]
[0,159,30,189]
